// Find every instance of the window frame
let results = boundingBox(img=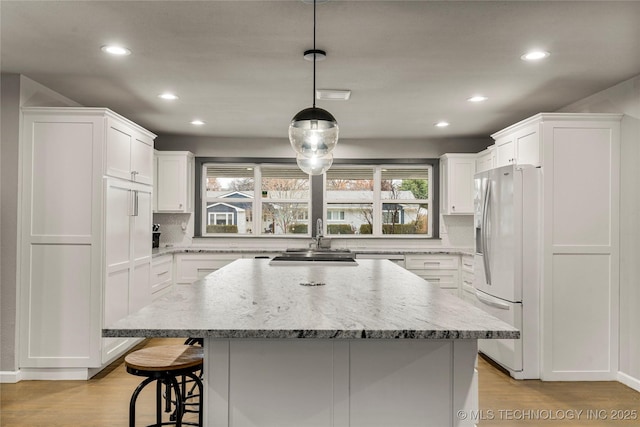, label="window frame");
[194,157,439,239]
[324,162,435,238]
